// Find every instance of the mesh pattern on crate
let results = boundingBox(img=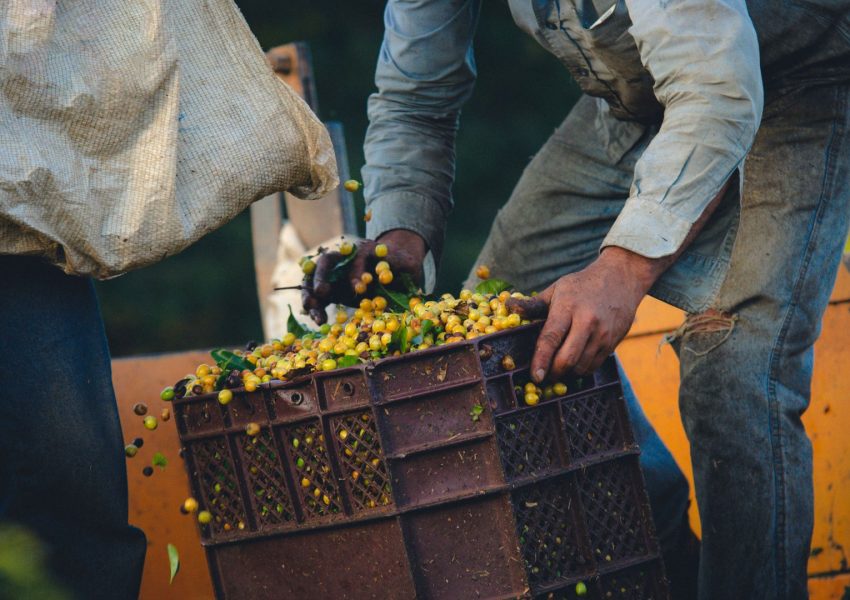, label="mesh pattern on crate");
[598,562,661,600]
[239,429,295,526]
[513,480,588,590]
[578,461,648,565]
[192,437,247,534]
[332,412,392,511]
[496,406,561,481]
[562,392,623,460]
[284,420,342,518]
